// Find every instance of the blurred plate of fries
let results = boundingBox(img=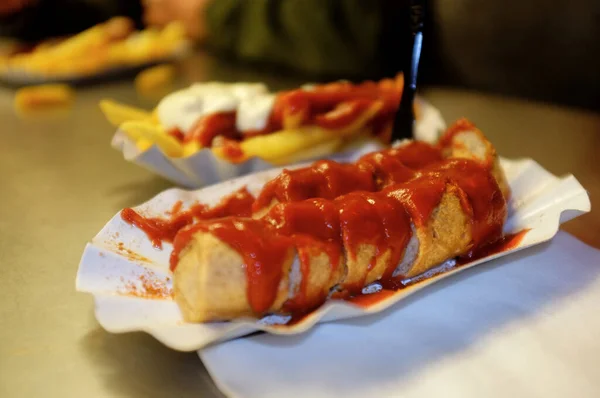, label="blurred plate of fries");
[107,95,446,188]
[0,17,189,86]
